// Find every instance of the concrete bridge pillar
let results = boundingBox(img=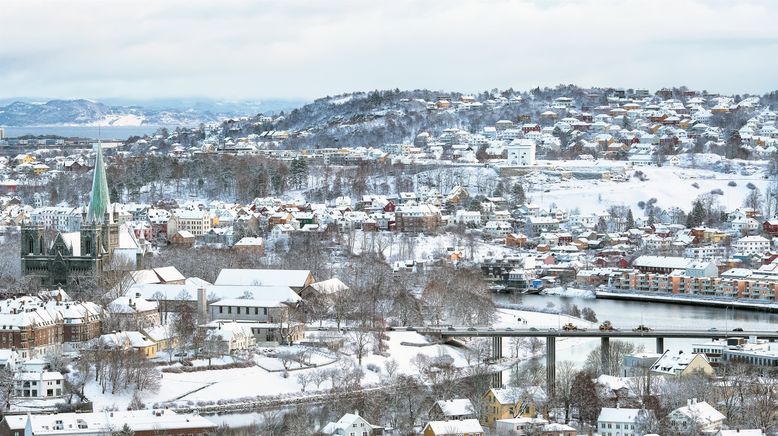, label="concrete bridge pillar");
[656,337,664,354]
[546,336,556,398]
[492,336,503,361]
[601,337,610,375]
